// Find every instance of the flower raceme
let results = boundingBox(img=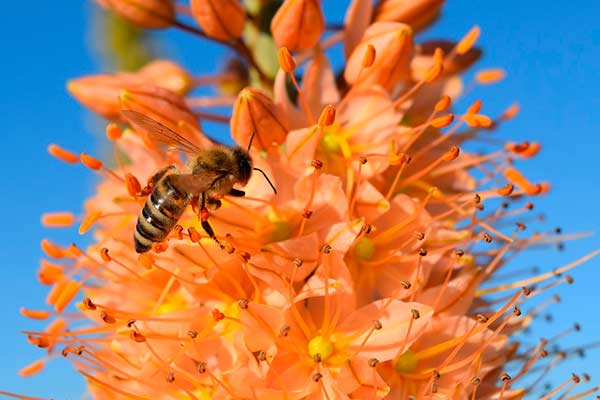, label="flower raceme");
[14,1,599,400]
